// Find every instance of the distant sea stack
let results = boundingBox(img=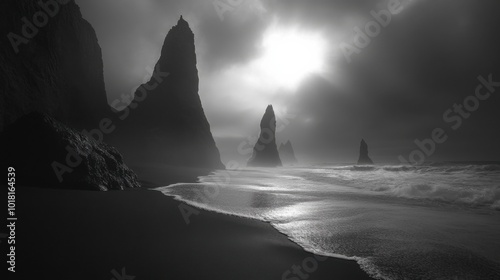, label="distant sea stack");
[248,105,282,167]
[357,139,374,165]
[0,0,109,131]
[279,140,298,165]
[114,16,224,169]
